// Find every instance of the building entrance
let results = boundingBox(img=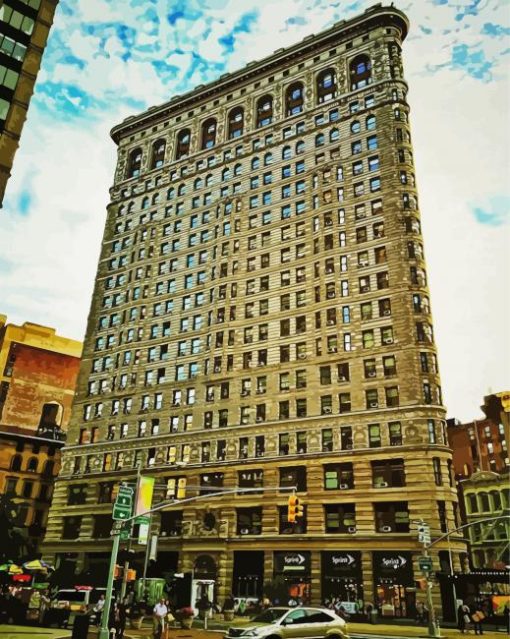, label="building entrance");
[372,552,415,618]
[233,551,264,599]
